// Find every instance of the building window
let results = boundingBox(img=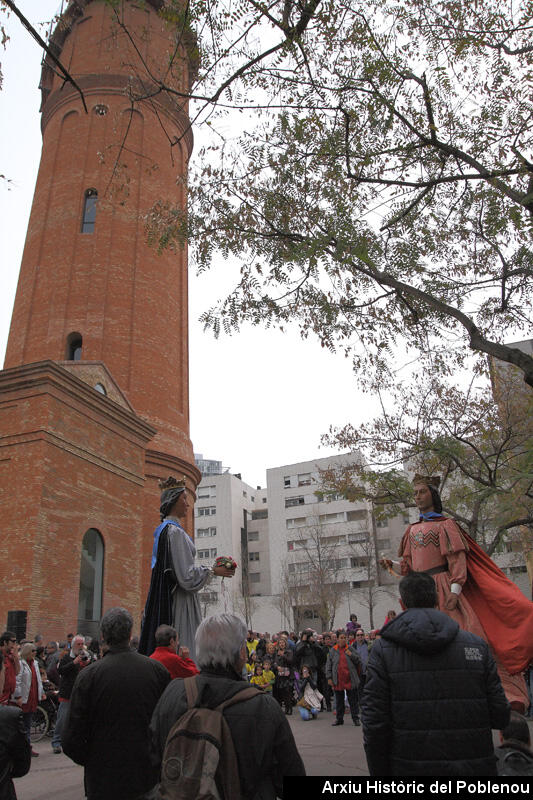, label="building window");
[346,510,367,522]
[351,579,373,588]
[197,527,216,538]
[326,492,344,502]
[250,572,261,583]
[78,528,104,637]
[249,552,260,561]
[198,506,216,517]
[284,476,291,488]
[286,517,306,529]
[348,532,369,544]
[198,485,216,499]
[510,565,527,574]
[251,509,268,520]
[319,512,345,525]
[298,473,312,486]
[285,496,305,508]
[197,548,217,559]
[81,188,98,233]
[94,382,107,395]
[287,539,308,550]
[66,332,83,361]
[248,531,259,541]
[262,497,267,504]
[351,556,370,569]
